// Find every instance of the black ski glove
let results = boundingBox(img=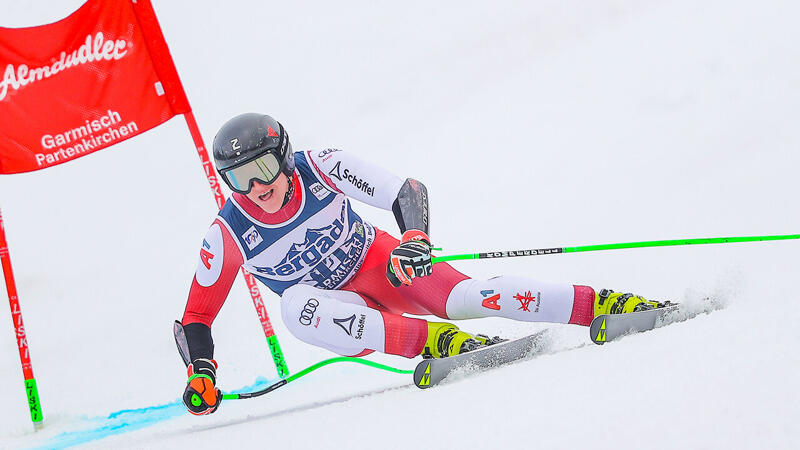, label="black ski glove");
[386,231,432,287]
